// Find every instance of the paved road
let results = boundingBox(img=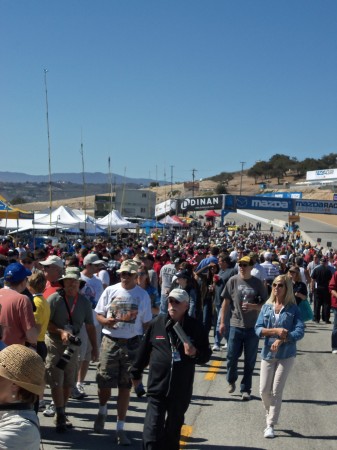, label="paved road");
[225,210,337,250]
[39,318,337,449]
